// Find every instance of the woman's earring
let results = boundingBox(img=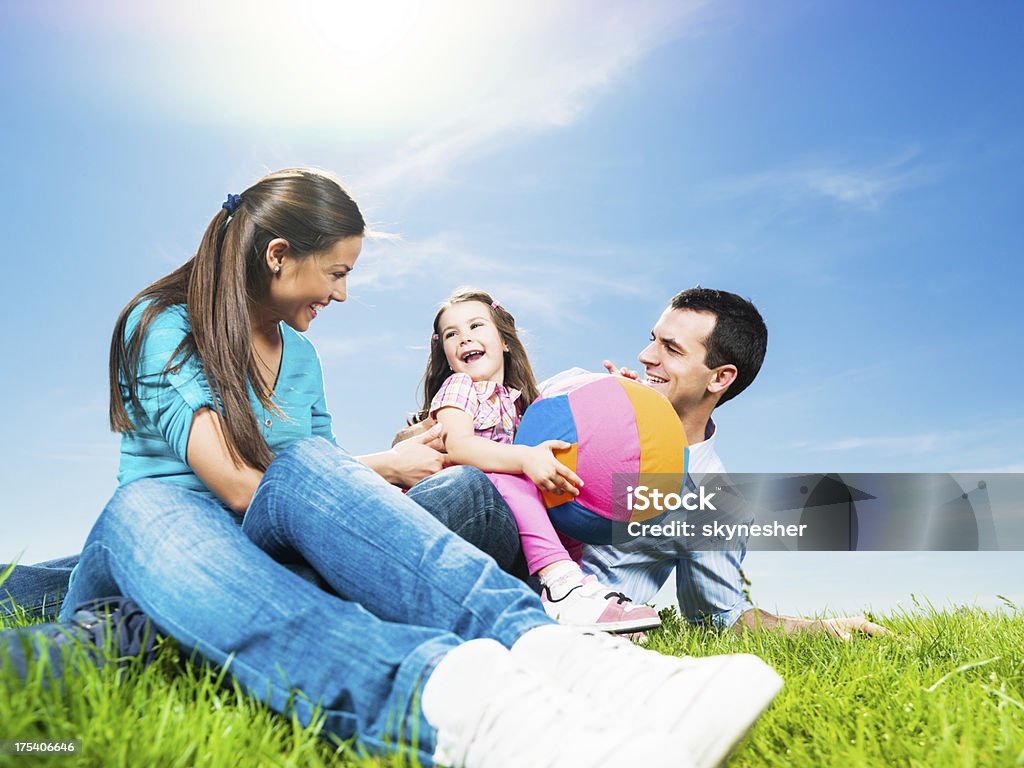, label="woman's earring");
[274,265,281,273]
